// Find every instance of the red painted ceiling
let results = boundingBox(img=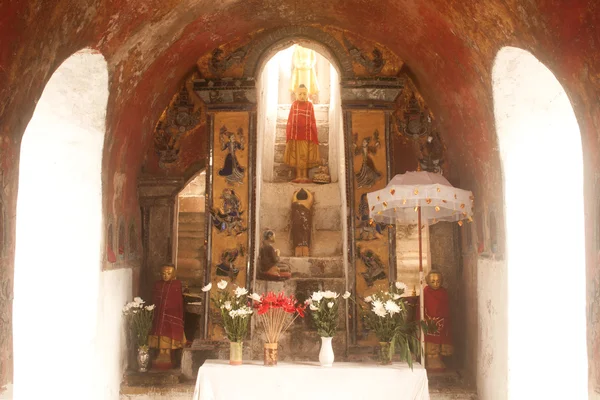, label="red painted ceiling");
[0,0,599,207]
